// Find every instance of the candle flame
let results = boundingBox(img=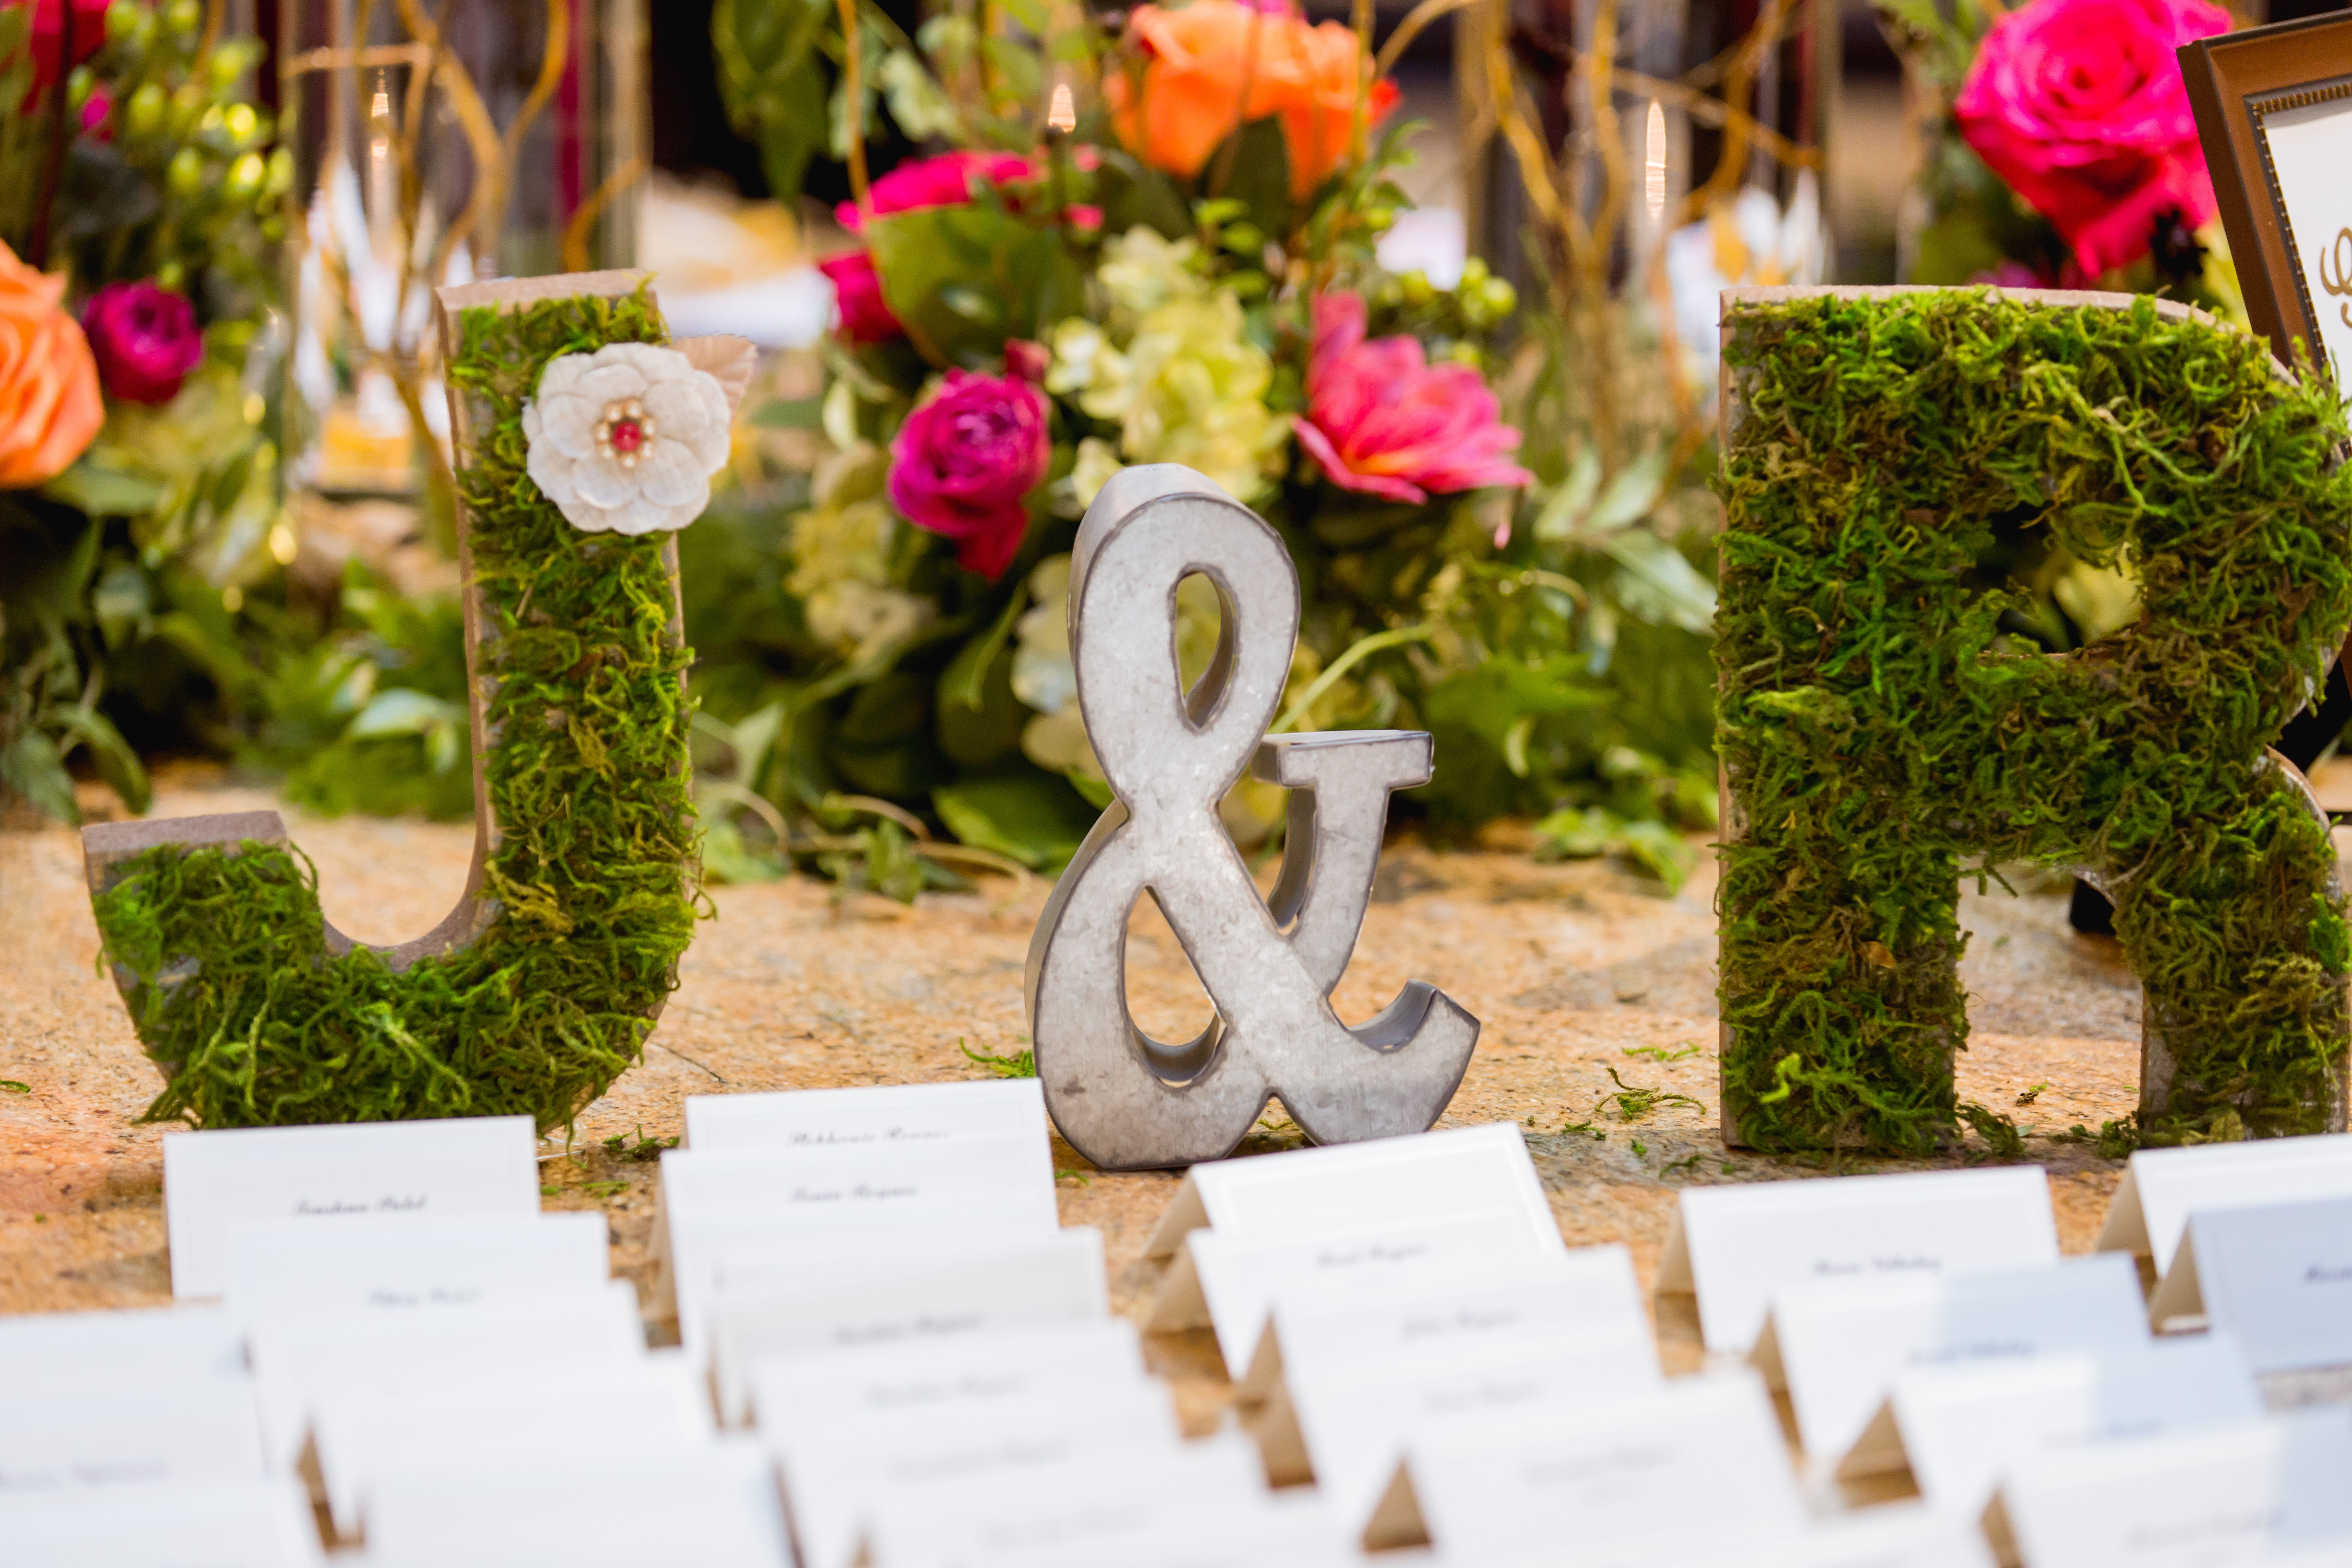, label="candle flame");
[1047,83,1077,135]
[1644,101,1666,224]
